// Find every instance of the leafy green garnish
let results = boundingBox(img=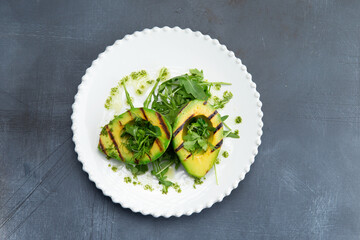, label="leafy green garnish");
[151,69,231,124]
[143,67,170,108]
[121,81,134,109]
[151,150,180,194]
[221,115,229,122]
[223,130,240,138]
[221,114,240,138]
[121,117,161,161]
[183,118,215,153]
[125,163,149,176]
